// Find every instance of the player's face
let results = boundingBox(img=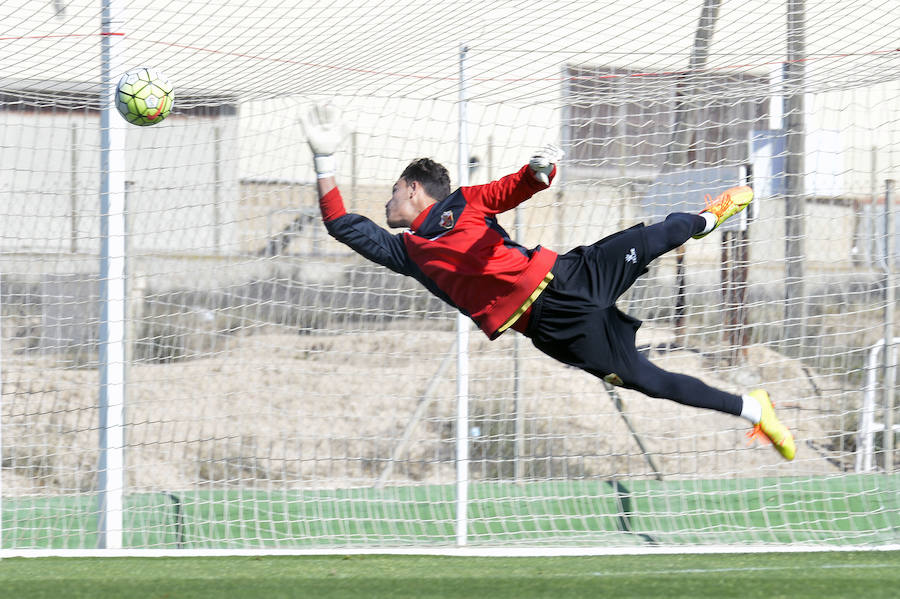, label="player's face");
[386,178,418,228]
